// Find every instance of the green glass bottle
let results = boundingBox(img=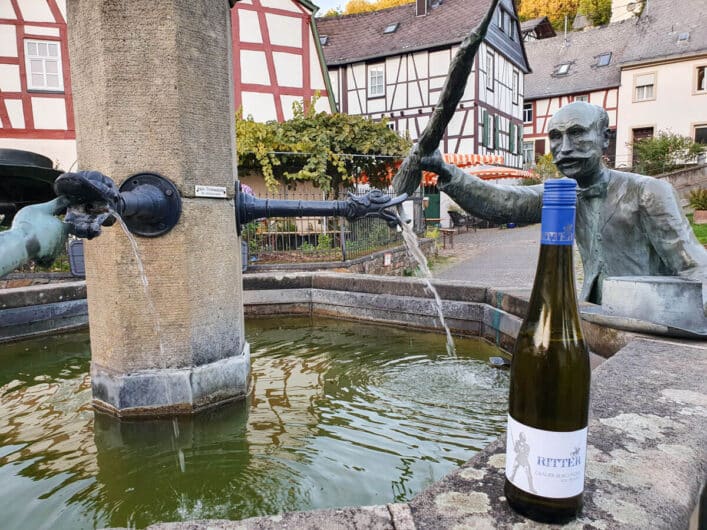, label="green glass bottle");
[504,178,590,524]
